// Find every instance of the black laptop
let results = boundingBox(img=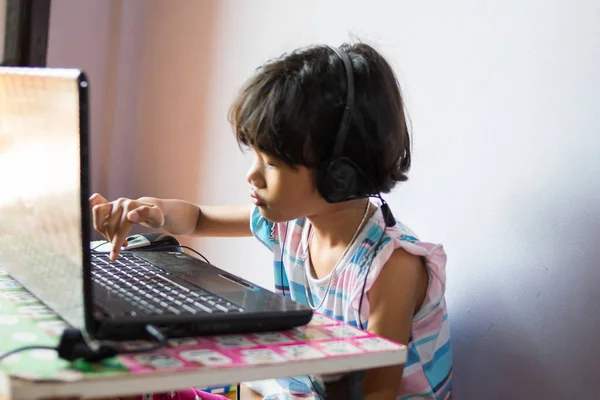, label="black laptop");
[0,67,312,341]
